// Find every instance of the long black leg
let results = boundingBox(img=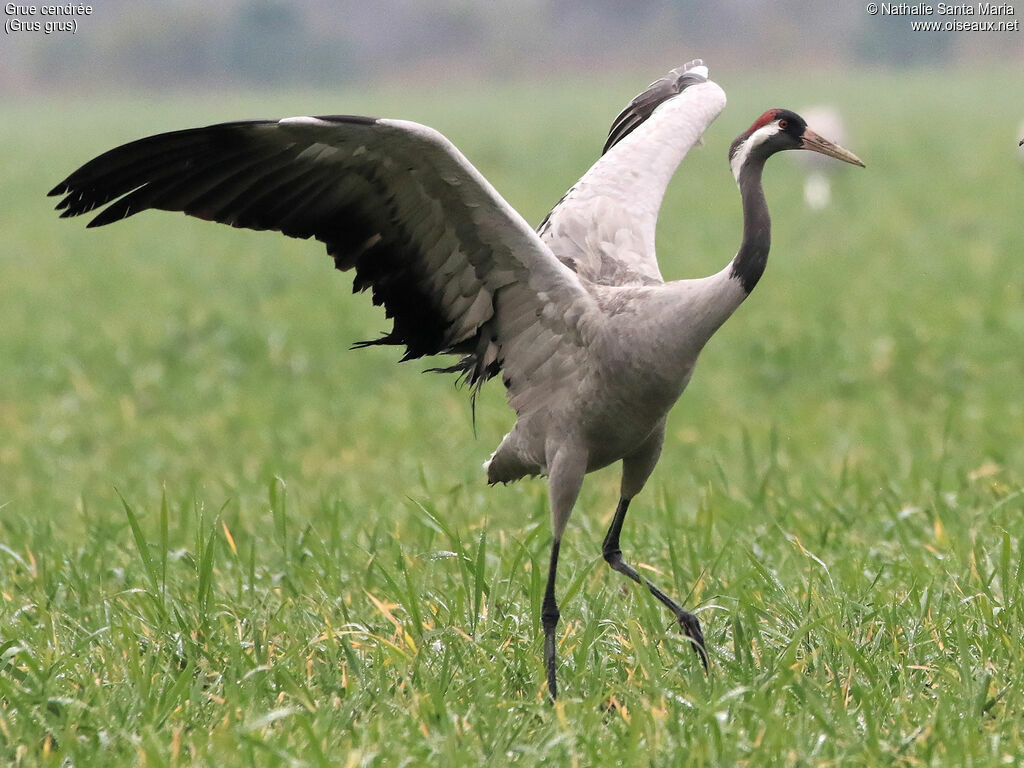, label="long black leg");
[602,497,709,670]
[541,538,562,700]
